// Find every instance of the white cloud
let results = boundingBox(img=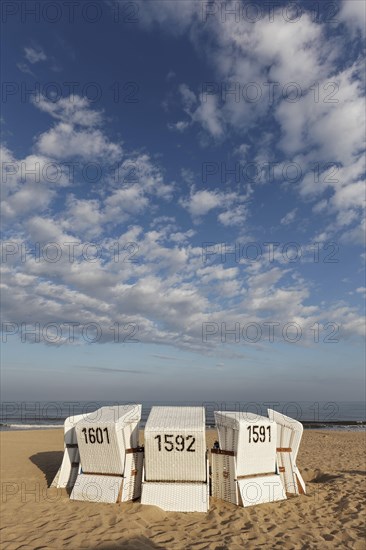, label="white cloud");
[0,148,63,221]
[24,46,47,64]
[102,154,174,223]
[180,186,251,226]
[135,0,198,33]
[167,120,190,132]
[3,215,365,351]
[197,265,238,283]
[61,197,104,239]
[166,71,176,81]
[275,62,365,235]
[180,168,195,185]
[252,11,334,88]
[126,154,173,199]
[355,287,366,299]
[218,203,248,227]
[234,143,250,158]
[340,217,366,246]
[182,189,221,216]
[339,0,366,36]
[157,4,339,140]
[1,98,173,235]
[2,15,365,354]
[36,122,122,161]
[193,94,225,138]
[31,96,122,163]
[173,84,225,139]
[331,181,365,211]
[281,208,298,225]
[16,62,35,76]
[34,95,103,127]
[26,215,67,243]
[276,63,365,164]
[104,185,149,222]
[179,83,197,108]
[1,183,54,221]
